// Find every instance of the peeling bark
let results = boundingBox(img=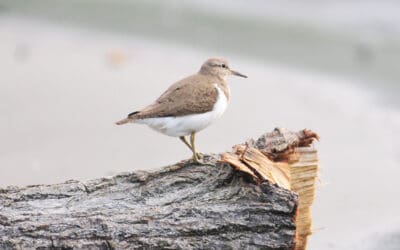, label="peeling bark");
[253,128,319,162]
